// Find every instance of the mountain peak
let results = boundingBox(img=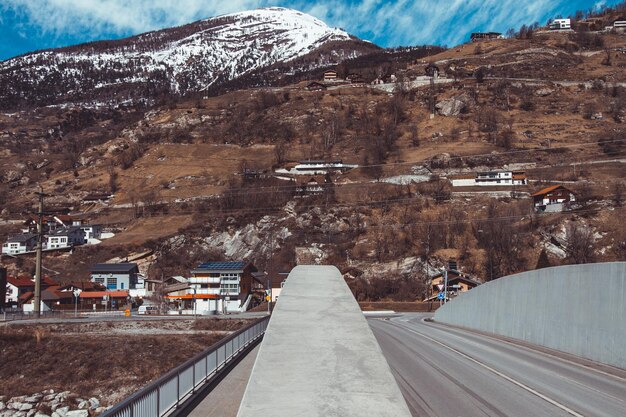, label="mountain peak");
[0,8,370,109]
